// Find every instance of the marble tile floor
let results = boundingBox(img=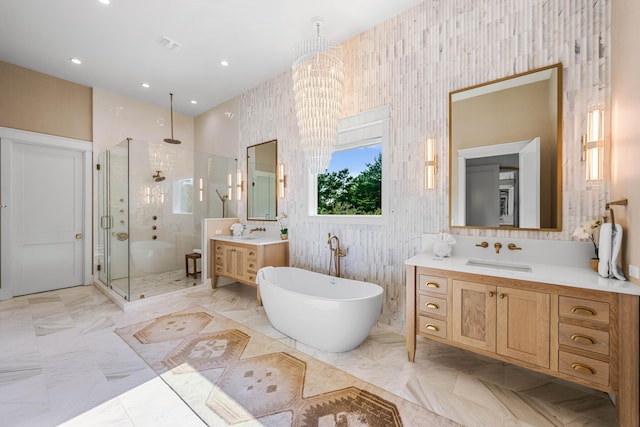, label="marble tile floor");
[0,283,617,427]
[110,269,201,301]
